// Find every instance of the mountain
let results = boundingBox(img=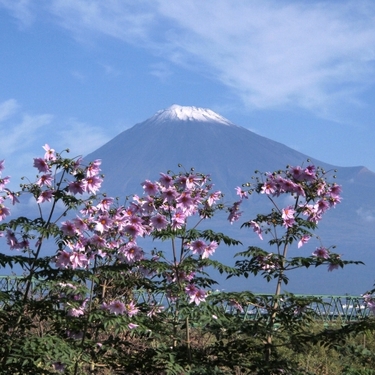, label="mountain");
[84,105,375,295]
